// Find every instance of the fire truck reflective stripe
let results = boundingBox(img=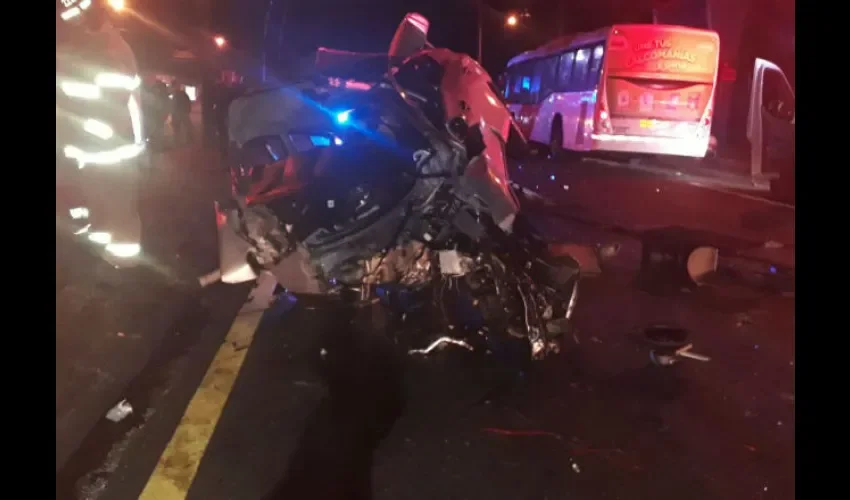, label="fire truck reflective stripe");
[88,232,112,245]
[61,7,81,21]
[83,119,114,140]
[64,143,145,168]
[94,72,141,91]
[69,207,89,220]
[105,243,140,258]
[60,81,101,100]
[128,95,142,144]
